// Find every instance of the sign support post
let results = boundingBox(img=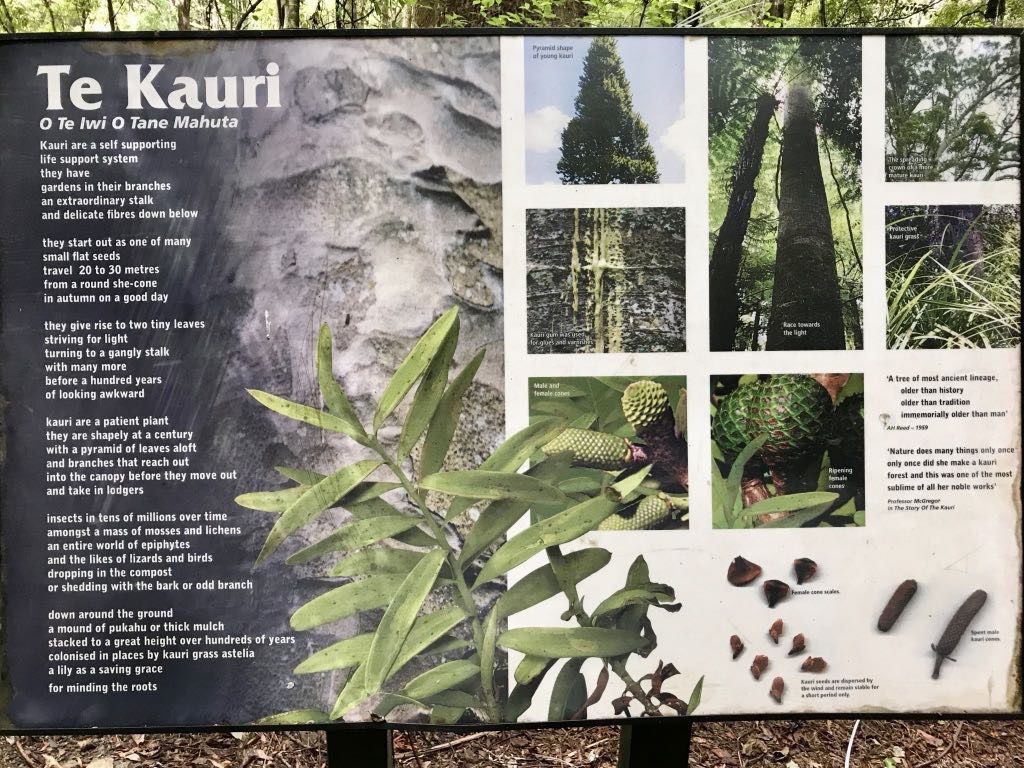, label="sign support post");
[326,728,392,768]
